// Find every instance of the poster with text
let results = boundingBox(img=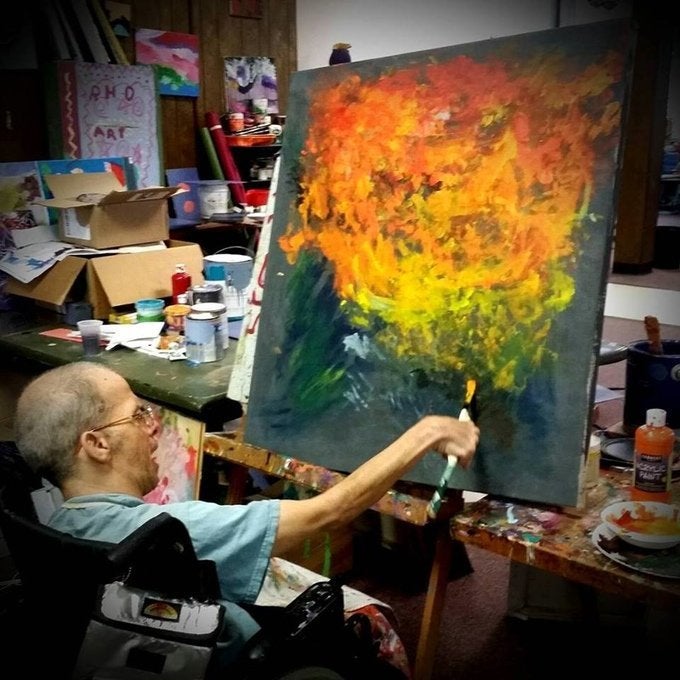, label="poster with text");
[48,61,162,188]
